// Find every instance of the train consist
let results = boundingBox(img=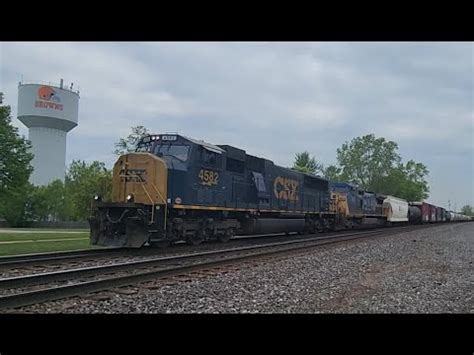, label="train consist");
[89,134,471,248]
